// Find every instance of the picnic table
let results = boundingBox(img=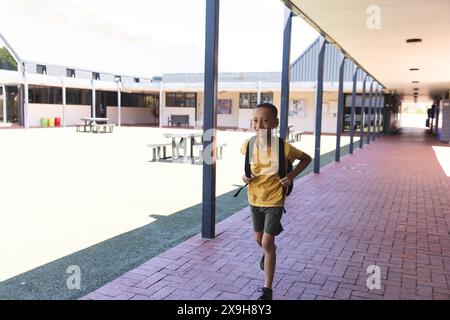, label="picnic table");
[77,118,115,133]
[163,132,203,163]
